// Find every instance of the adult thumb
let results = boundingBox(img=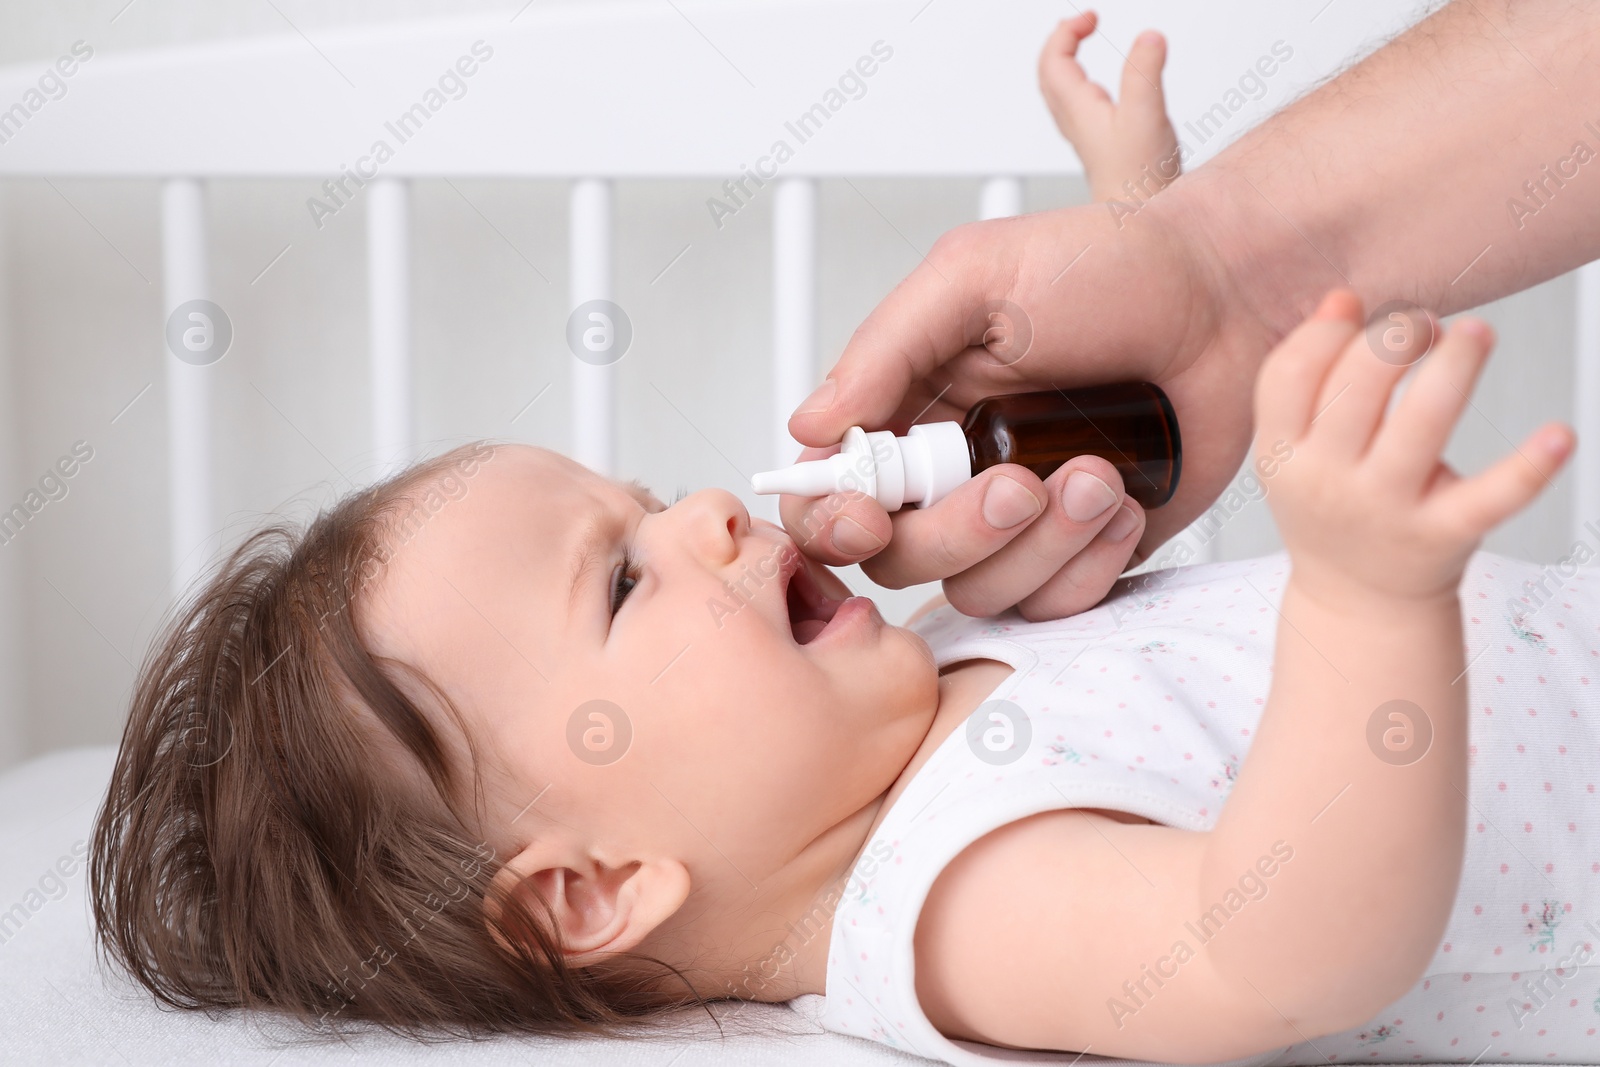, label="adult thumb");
[788,223,1007,446]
